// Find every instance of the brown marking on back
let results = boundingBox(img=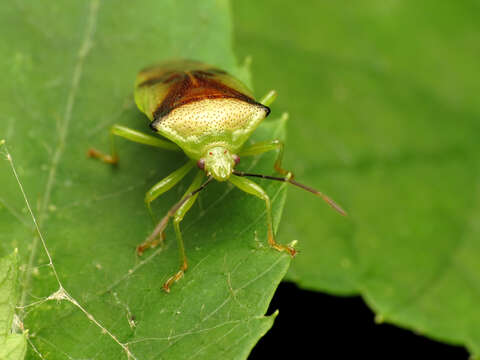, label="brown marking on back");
[210,68,227,75]
[187,71,199,87]
[138,71,181,87]
[150,70,263,129]
[194,70,215,77]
